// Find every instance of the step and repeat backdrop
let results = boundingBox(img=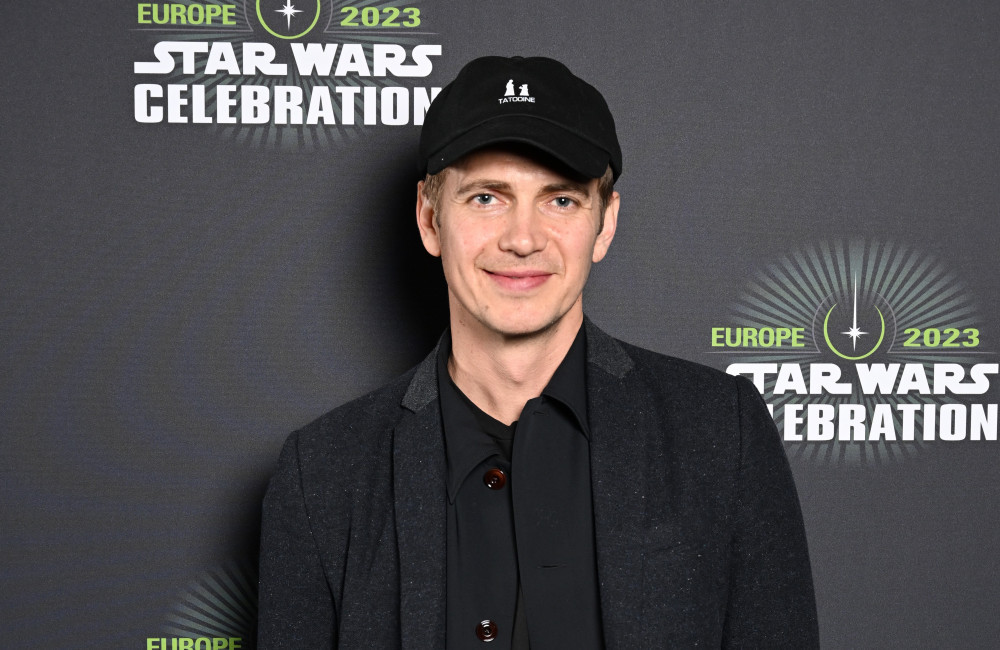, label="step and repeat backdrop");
[3,1,998,648]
